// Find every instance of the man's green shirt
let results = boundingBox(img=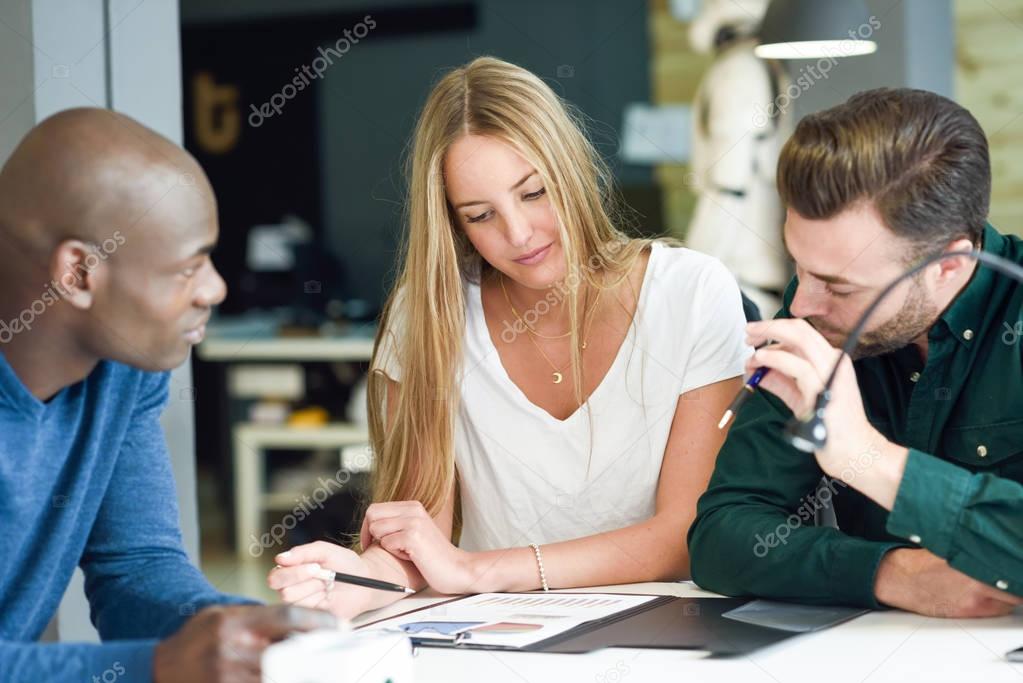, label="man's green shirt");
[689,224,1023,607]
